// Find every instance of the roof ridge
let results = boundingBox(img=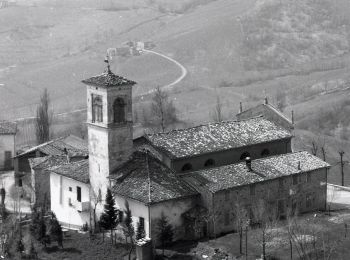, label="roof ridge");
[148,115,265,137]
